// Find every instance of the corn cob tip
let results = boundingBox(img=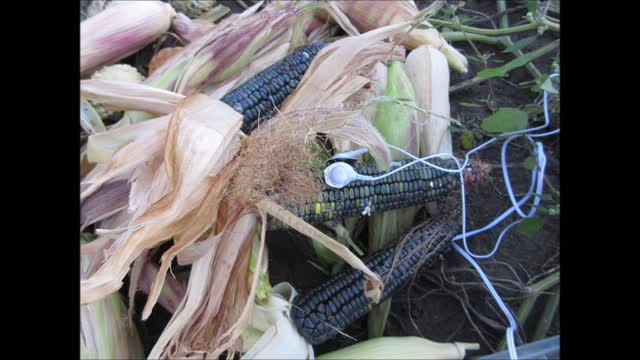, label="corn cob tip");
[464,160,490,187]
